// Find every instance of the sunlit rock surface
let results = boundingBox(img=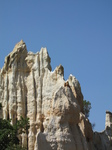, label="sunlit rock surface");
[0,40,111,150]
